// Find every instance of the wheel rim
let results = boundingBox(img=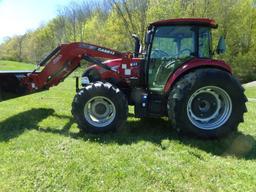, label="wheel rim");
[84,96,116,128]
[187,86,232,130]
